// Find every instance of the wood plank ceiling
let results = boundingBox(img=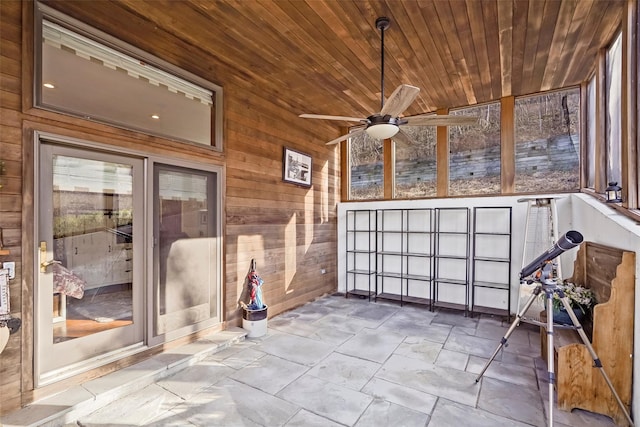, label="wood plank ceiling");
[46,0,623,121]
